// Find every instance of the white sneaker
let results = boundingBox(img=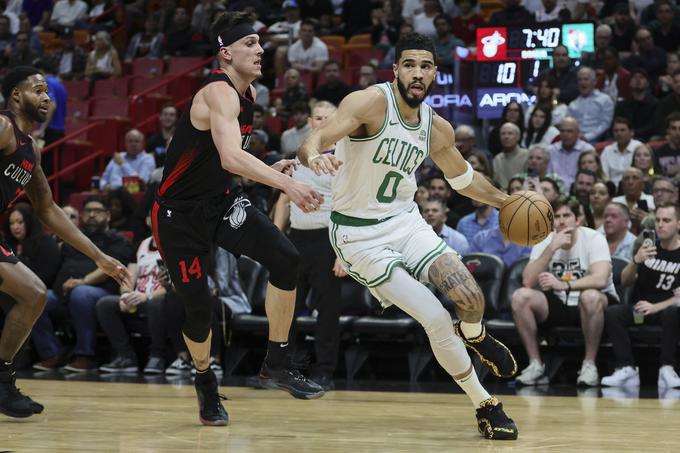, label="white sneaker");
[165,357,193,375]
[576,360,599,386]
[190,358,223,377]
[515,360,548,385]
[601,366,640,387]
[658,365,680,388]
